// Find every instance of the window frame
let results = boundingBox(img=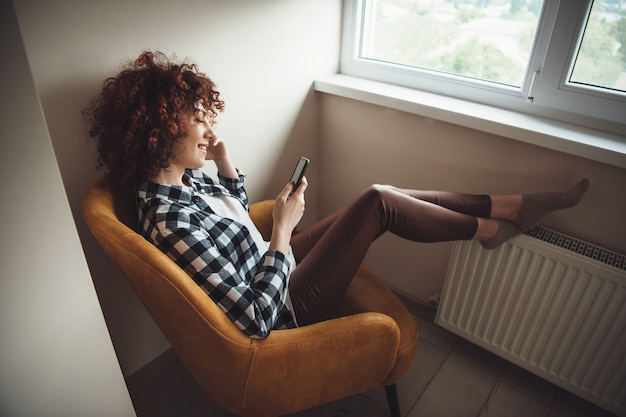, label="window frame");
[340,0,626,136]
